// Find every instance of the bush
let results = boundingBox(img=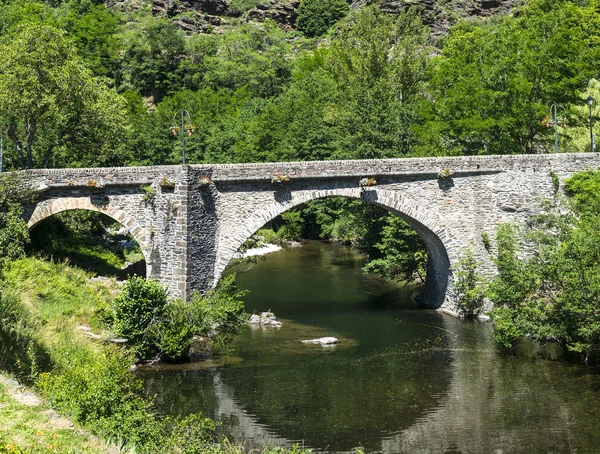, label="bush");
[454,249,487,317]
[112,274,248,360]
[112,276,169,358]
[37,345,217,452]
[296,0,349,37]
